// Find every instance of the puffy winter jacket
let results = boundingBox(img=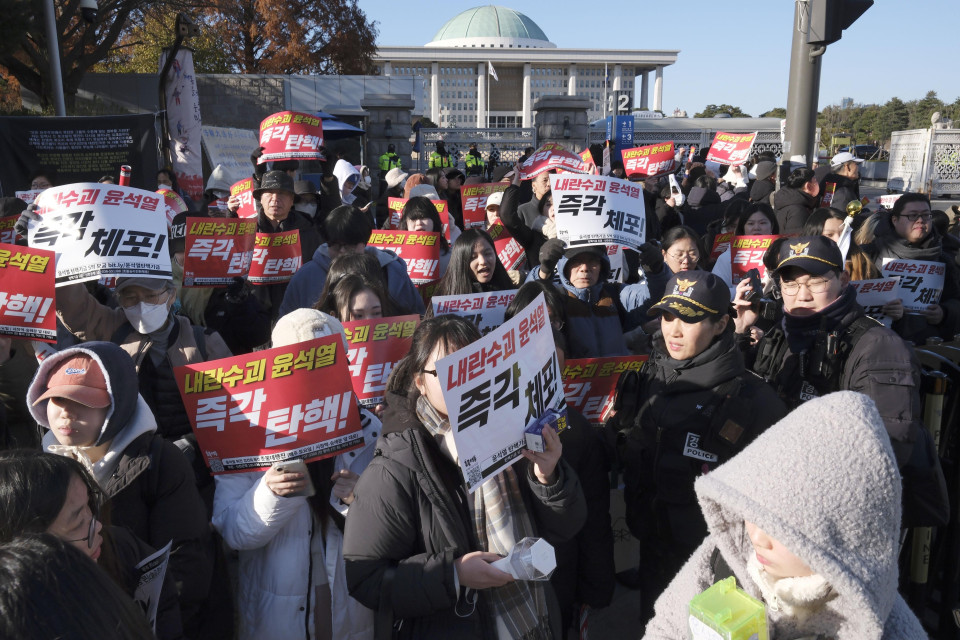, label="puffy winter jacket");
[773,185,818,235]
